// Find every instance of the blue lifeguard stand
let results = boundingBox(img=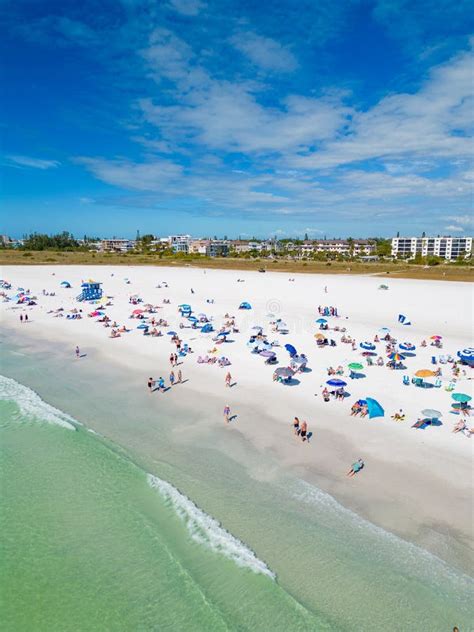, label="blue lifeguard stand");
[77,281,103,302]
